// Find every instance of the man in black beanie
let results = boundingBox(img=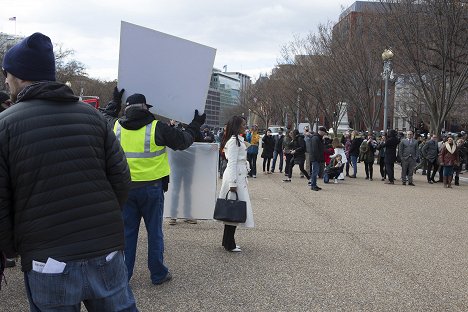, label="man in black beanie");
[0,33,138,311]
[102,88,206,286]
